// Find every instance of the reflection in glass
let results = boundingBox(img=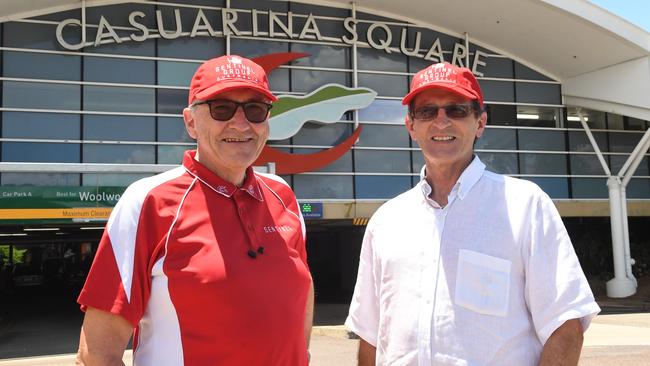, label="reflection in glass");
[3,142,80,163]
[291,122,352,146]
[158,146,190,164]
[3,82,80,110]
[293,175,353,199]
[83,145,155,164]
[1,173,80,186]
[158,37,224,59]
[84,57,155,84]
[158,61,200,86]
[519,154,567,174]
[358,99,407,124]
[478,80,514,103]
[516,106,558,127]
[523,177,569,198]
[292,149,352,172]
[3,112,80,139]
[515,83,561,105]
[475,128,516,150]
[83,86,155,113]
[476,152,518,174]
[565,107,606,129]
[355,150,410,173]
[82,173,152,187]
[355,176,411,199]
[571,178,608,198]
[518,130,565,151]
[4,51,81,81]
[568,131,608,152]
[569,155,607,175]
[158,89,188,114]
[357,44,407,72]
[291,70,349,93]
[358,74,407,98]
[356,124,410,148]
[158,117,194,143]
[290,44,349,68]
[609,132,643,153]
[84,115,155,141]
